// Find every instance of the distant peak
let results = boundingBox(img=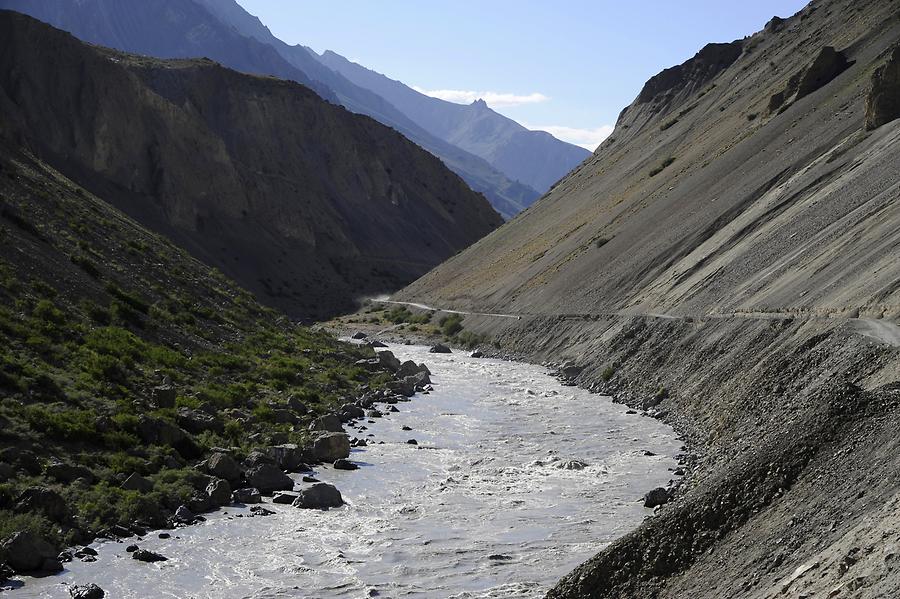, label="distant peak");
[472,98,488,108]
